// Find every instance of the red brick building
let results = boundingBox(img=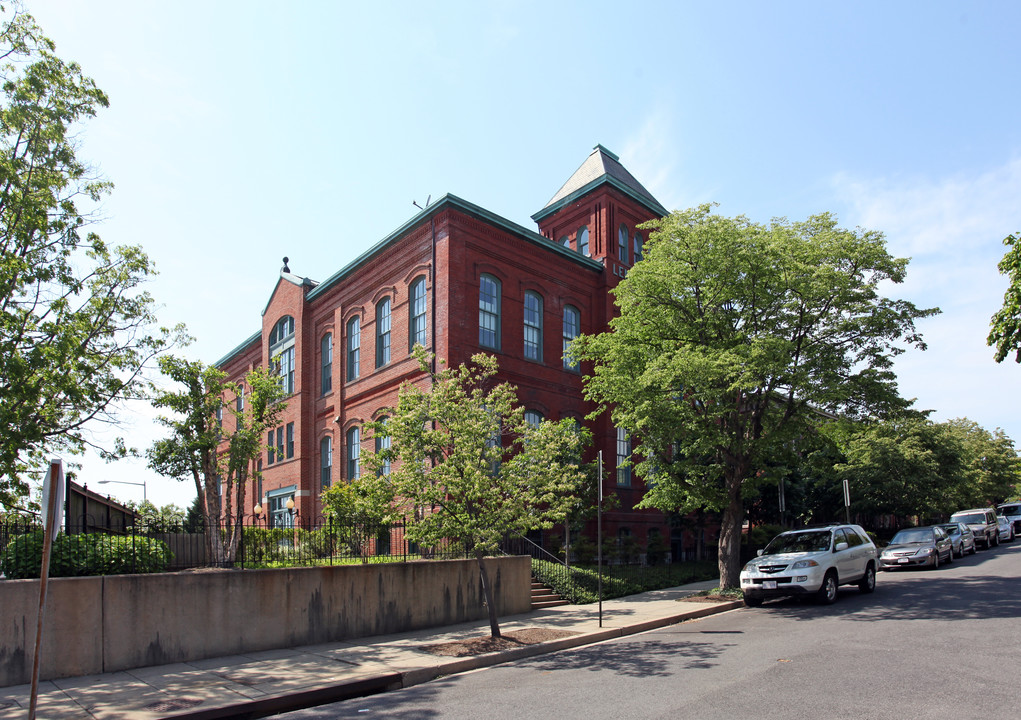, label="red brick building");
[216,145,708,559]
